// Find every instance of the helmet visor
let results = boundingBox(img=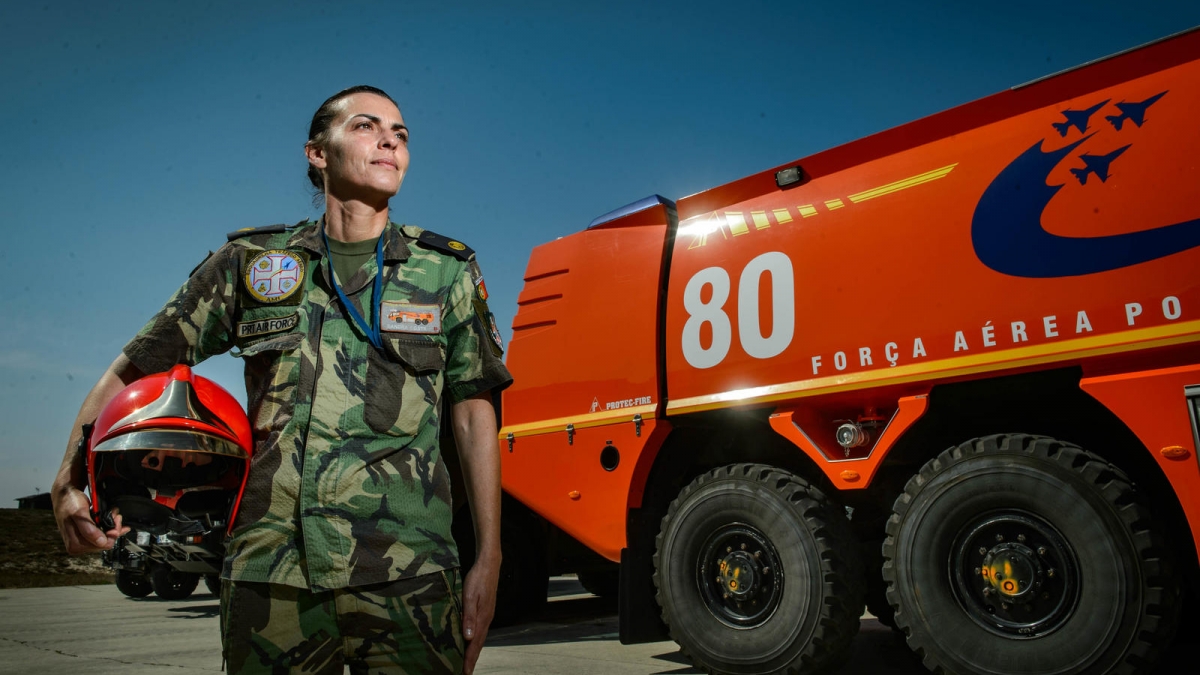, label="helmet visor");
[93,429,249,458]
